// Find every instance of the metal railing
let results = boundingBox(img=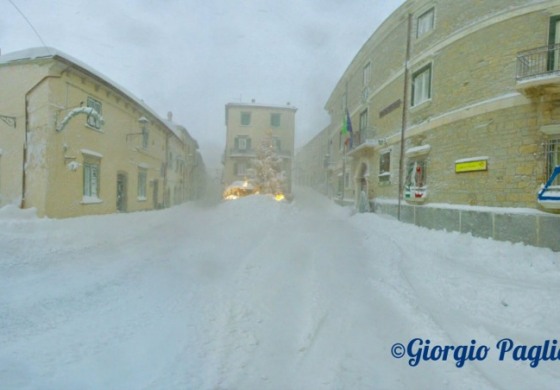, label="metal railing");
[517,44,560,80]
[227,147,292,158]
[350,127,376,148]
[228,148,256,157]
